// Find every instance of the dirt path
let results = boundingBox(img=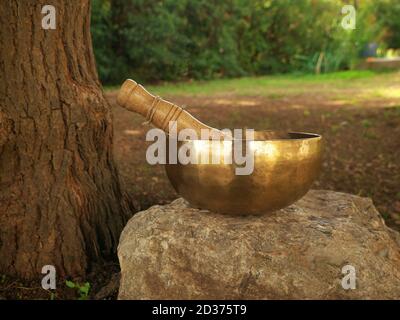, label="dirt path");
[108,87,400,231]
